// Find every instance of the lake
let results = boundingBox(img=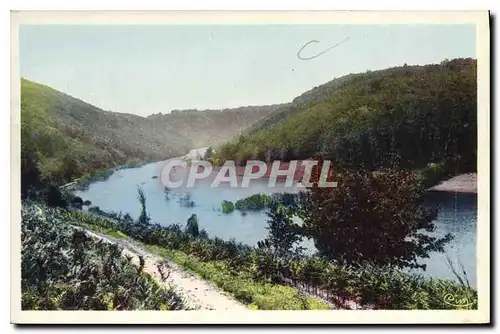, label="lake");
[75,153,477,287]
